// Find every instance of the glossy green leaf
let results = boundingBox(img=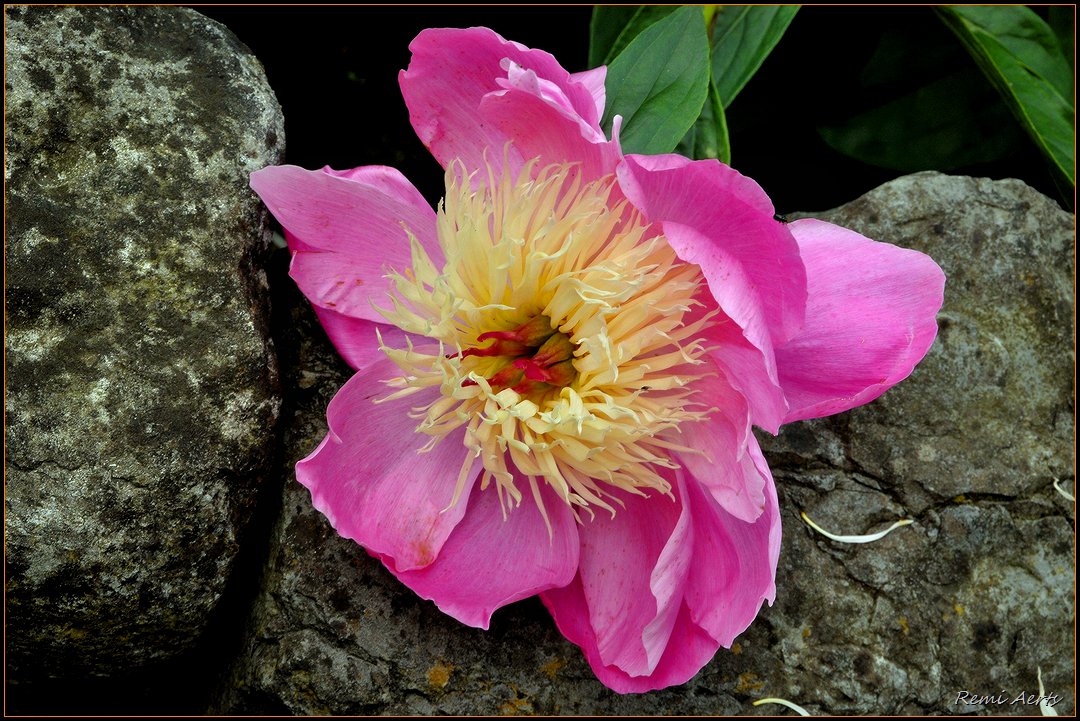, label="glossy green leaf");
[603,6,710,156]
[939,6,1074,186]
[676,74,731,164]
[710,5,800,107]
[590,6,681,67]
